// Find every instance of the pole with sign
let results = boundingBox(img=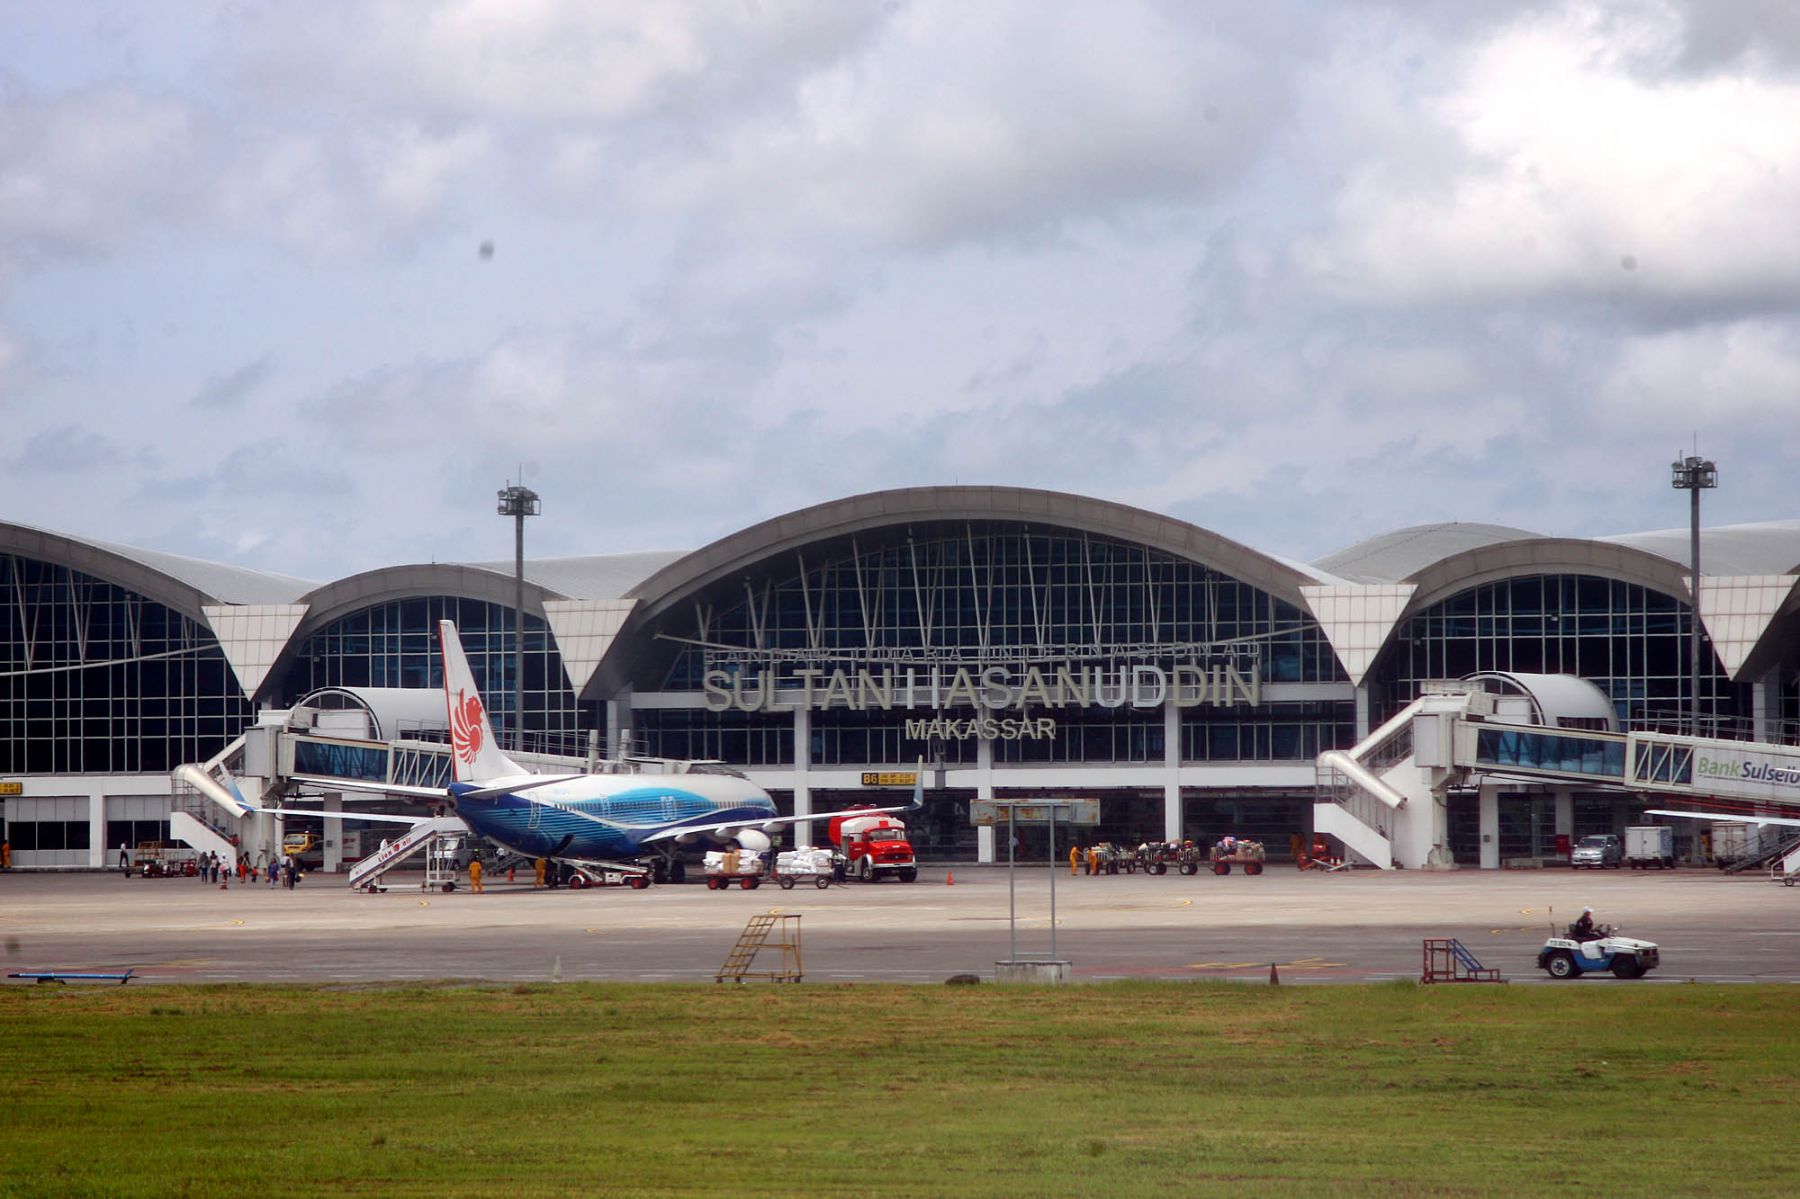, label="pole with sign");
[971,798,1100,982]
